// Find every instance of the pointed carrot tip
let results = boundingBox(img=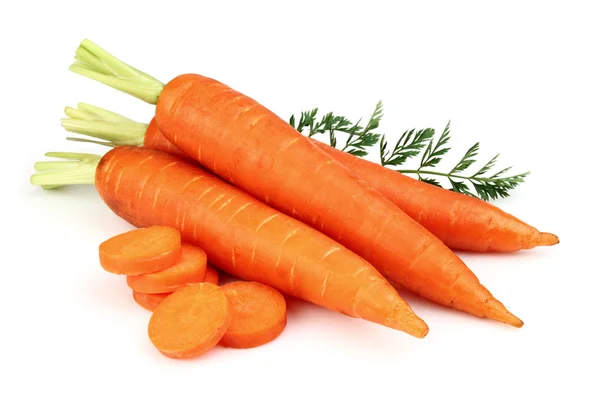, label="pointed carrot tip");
[485,299,523,328]
[539,232,559,246]
[392,313,430,338]
[504,312,524,328]
[417,323,430,338]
